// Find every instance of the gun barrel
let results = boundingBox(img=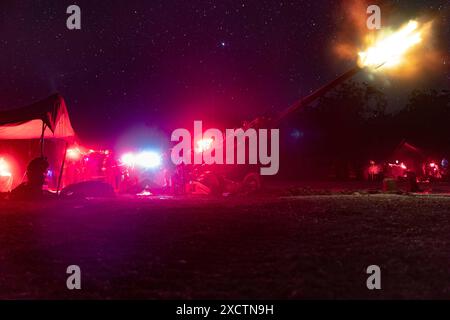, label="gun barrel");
[273,65,362,126]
